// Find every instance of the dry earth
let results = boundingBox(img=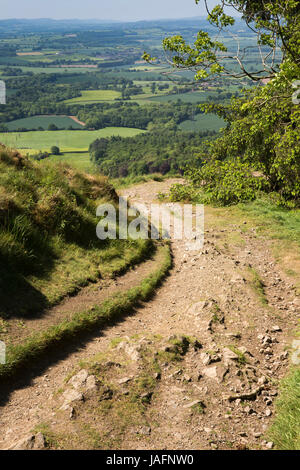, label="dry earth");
[0,179,299,450]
